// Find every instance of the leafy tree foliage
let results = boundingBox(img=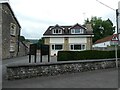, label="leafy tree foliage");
[36,38,44,49]
[19,36,30,42]
[84,17,115,43]
[19,36,25,41]
[37,38,44,45]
